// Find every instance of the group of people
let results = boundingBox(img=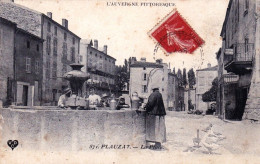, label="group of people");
[58,85,167,150]
[58,86,129,110]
